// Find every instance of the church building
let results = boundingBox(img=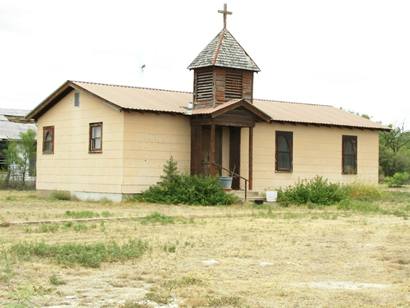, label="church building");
[27,5,387,201]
